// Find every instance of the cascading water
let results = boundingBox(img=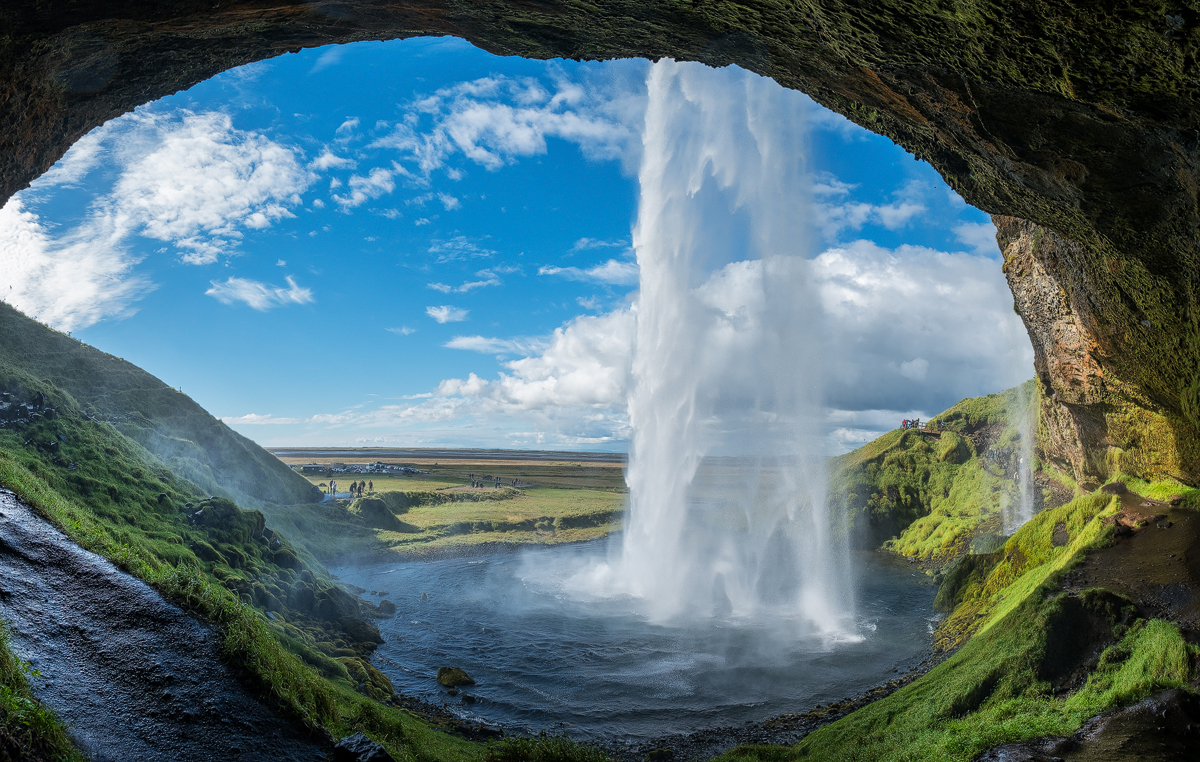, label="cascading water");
[586,60,855,635]
[1003,383,1037,533]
